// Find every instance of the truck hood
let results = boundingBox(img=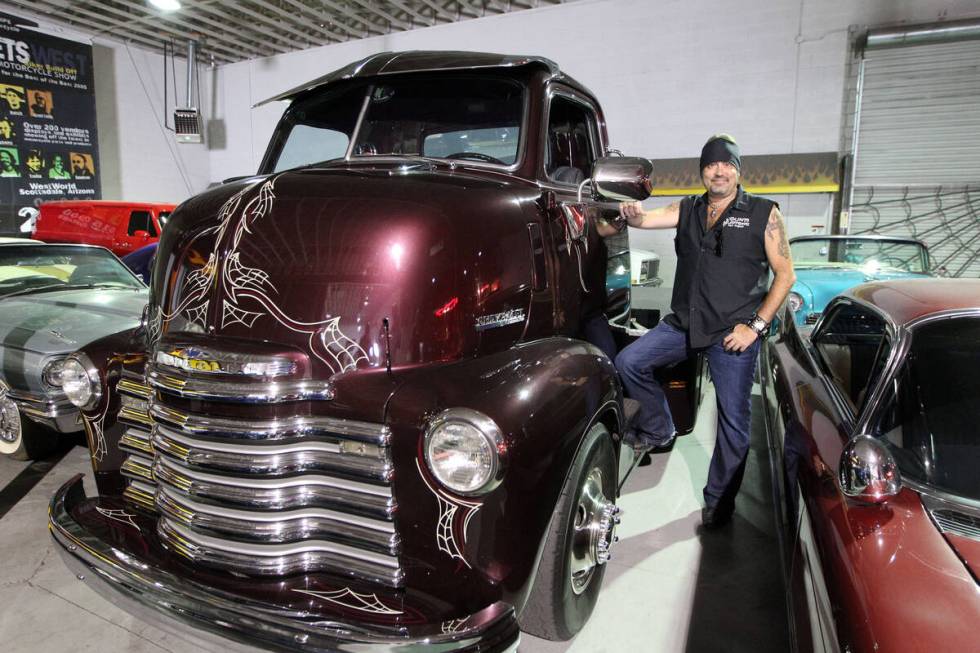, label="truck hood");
[151,166,539,383]
[0,287,148,355]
